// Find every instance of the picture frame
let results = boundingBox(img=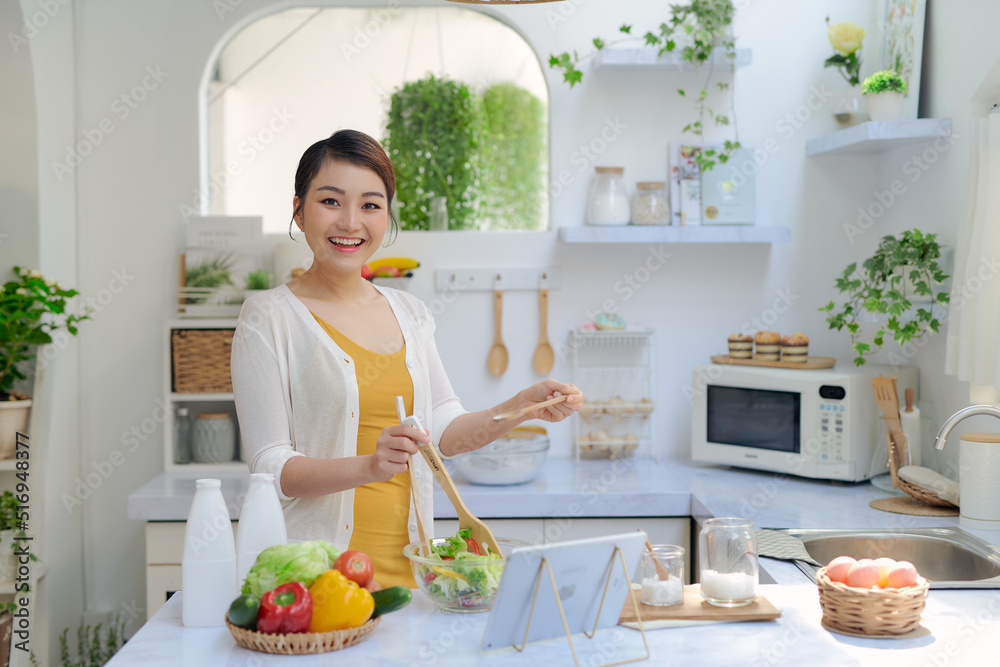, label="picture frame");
[880,0,927,120]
